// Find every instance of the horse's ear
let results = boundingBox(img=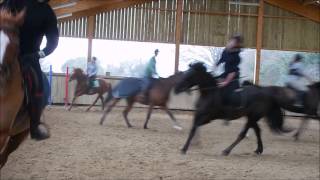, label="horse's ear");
[15,9,26,26]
